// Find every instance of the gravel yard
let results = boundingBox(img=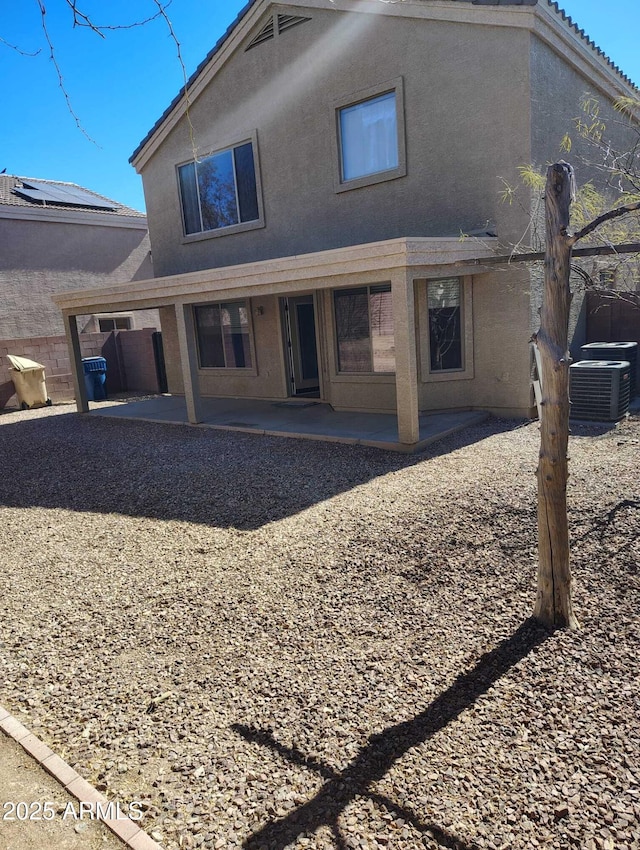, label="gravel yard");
[0,403,639,850]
